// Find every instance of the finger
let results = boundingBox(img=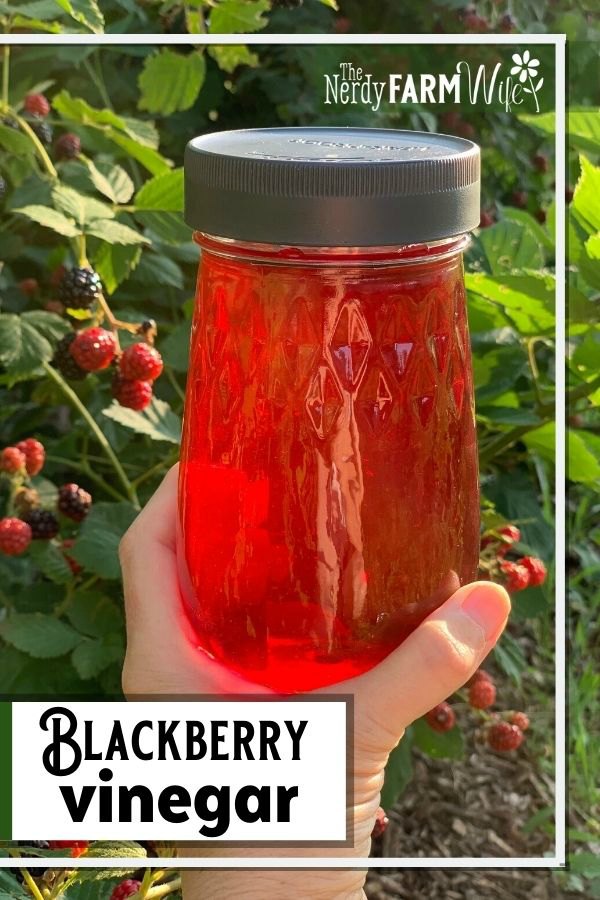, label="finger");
[120,465,269,696]
[333,581,510,750]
